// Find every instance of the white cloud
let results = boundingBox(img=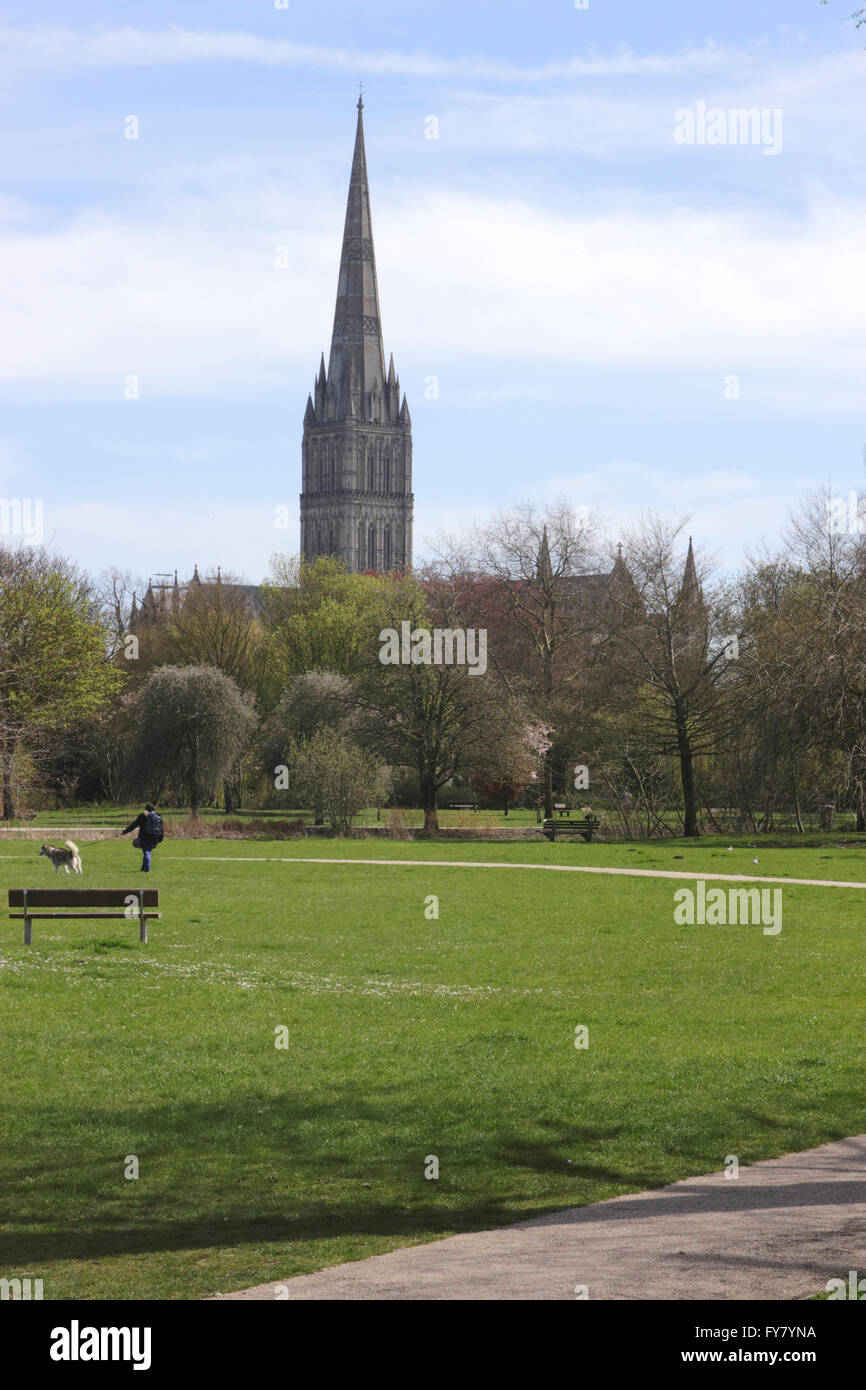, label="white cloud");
[435,50,866,160]
[0,27,751,82]
[1,180,865,403]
